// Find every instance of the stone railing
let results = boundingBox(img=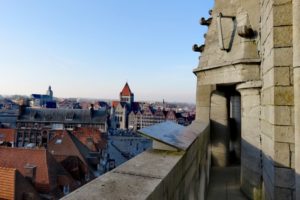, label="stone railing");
[62,121,210,200]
